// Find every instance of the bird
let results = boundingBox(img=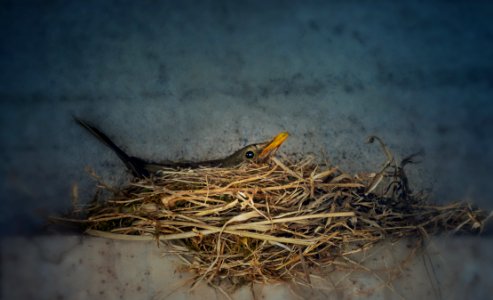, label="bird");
[74,117,289,178]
